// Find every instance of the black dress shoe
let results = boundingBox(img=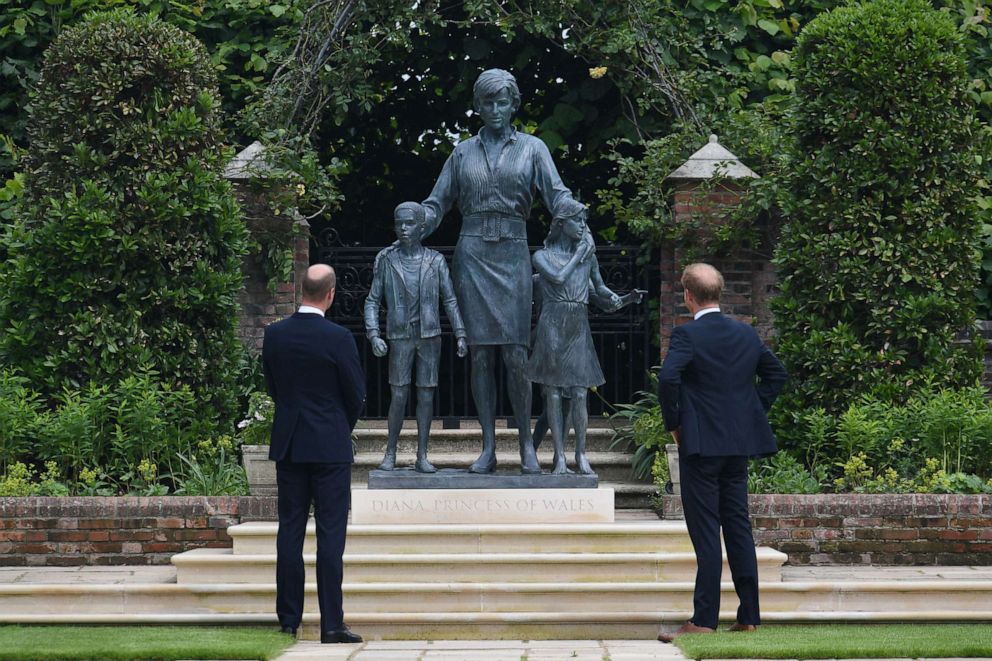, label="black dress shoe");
[321,626,363,644]
[279,625,297,635]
